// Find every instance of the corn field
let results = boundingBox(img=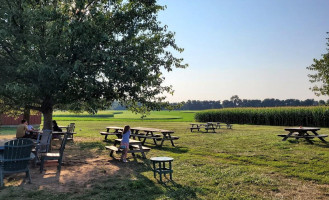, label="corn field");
[195,106,329,127]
